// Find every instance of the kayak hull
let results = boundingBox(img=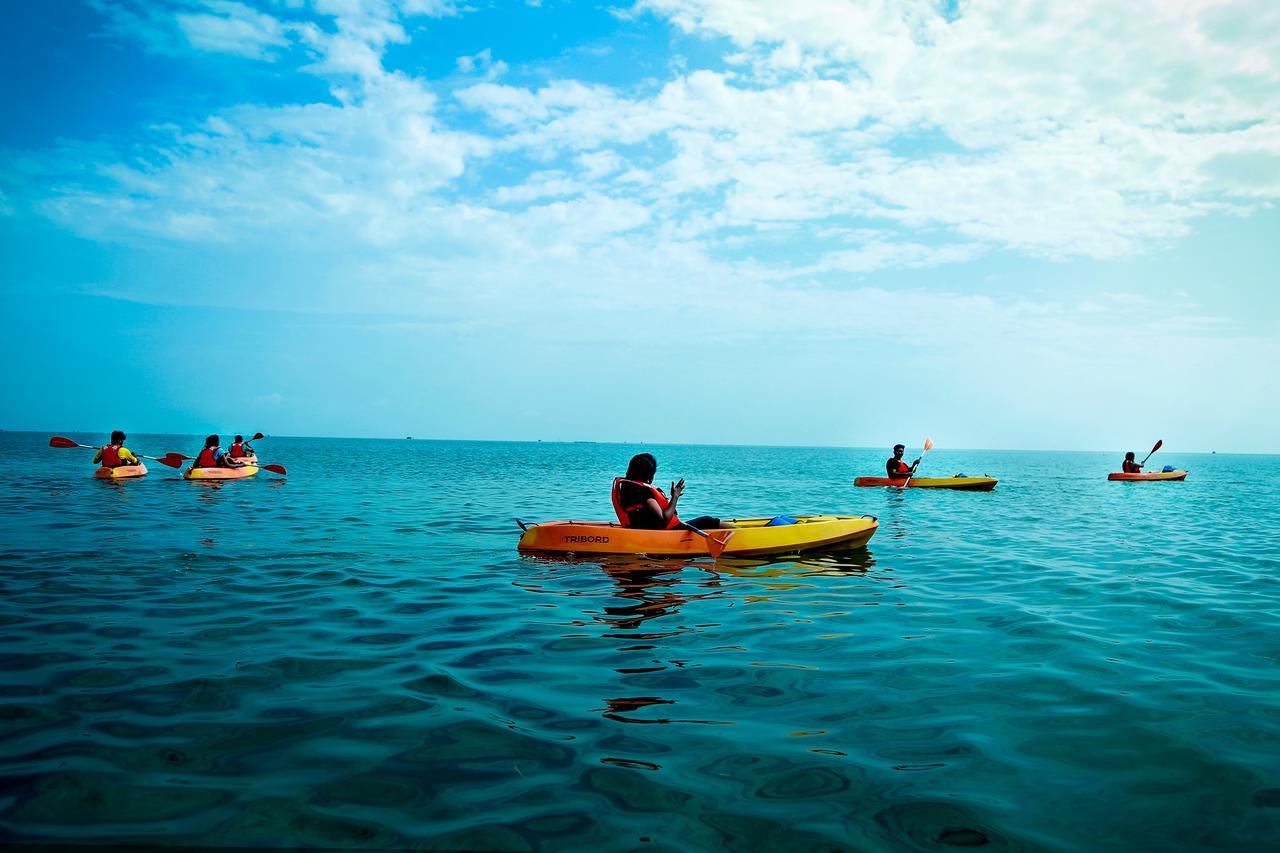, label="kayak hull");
[94,464,148,479]
[517,515,878,557]
[228,454,258,466]
[1108,470,1188,481]
[184,465,259,480]
[854,476,997,491]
